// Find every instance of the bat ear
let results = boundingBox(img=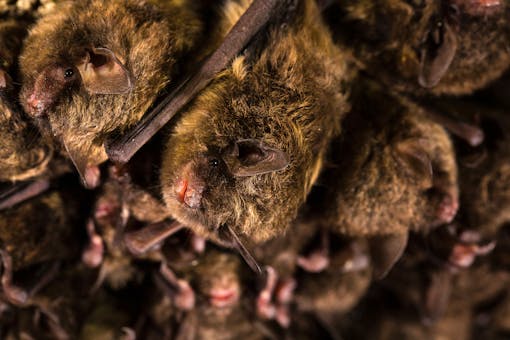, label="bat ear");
[223,139,290,177]
[369,233,408,279]
[76,47,132,95]
[394,138,433,189]
[418,22,458,88]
